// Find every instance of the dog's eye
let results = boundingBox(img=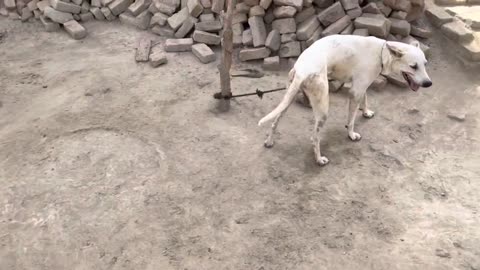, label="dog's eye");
[410,64,418,70]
